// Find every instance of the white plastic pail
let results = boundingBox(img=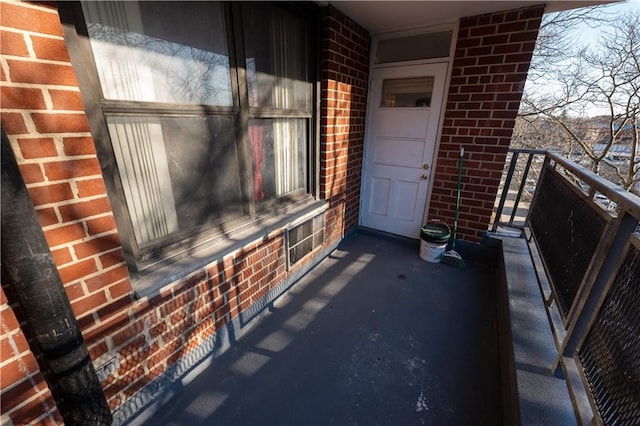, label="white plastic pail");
[419,221,451,263]
[419,240,448,263]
